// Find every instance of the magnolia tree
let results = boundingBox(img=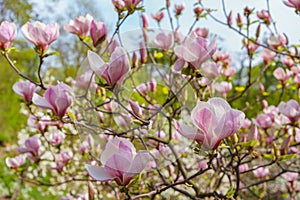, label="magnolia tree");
[1,0,300,199]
